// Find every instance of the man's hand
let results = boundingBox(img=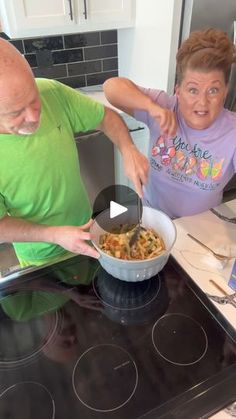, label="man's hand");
[51,219,100,259]
[0,216,99,258]
[148,103,177,138]
[122,144,149,198]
